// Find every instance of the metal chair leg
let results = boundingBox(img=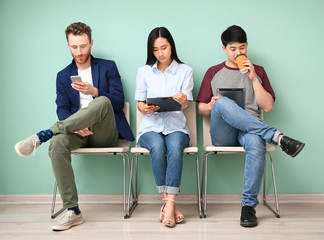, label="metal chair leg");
[263,151,280,218]
[201,152,210,218]
[51,181,65,219]
[200,154,205,218]
[135,155,138,201]
[193,153,203,218]
[121,152,136,219]
[128,154,137,199]
[122,153,127,218]
[126,153,138,218]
